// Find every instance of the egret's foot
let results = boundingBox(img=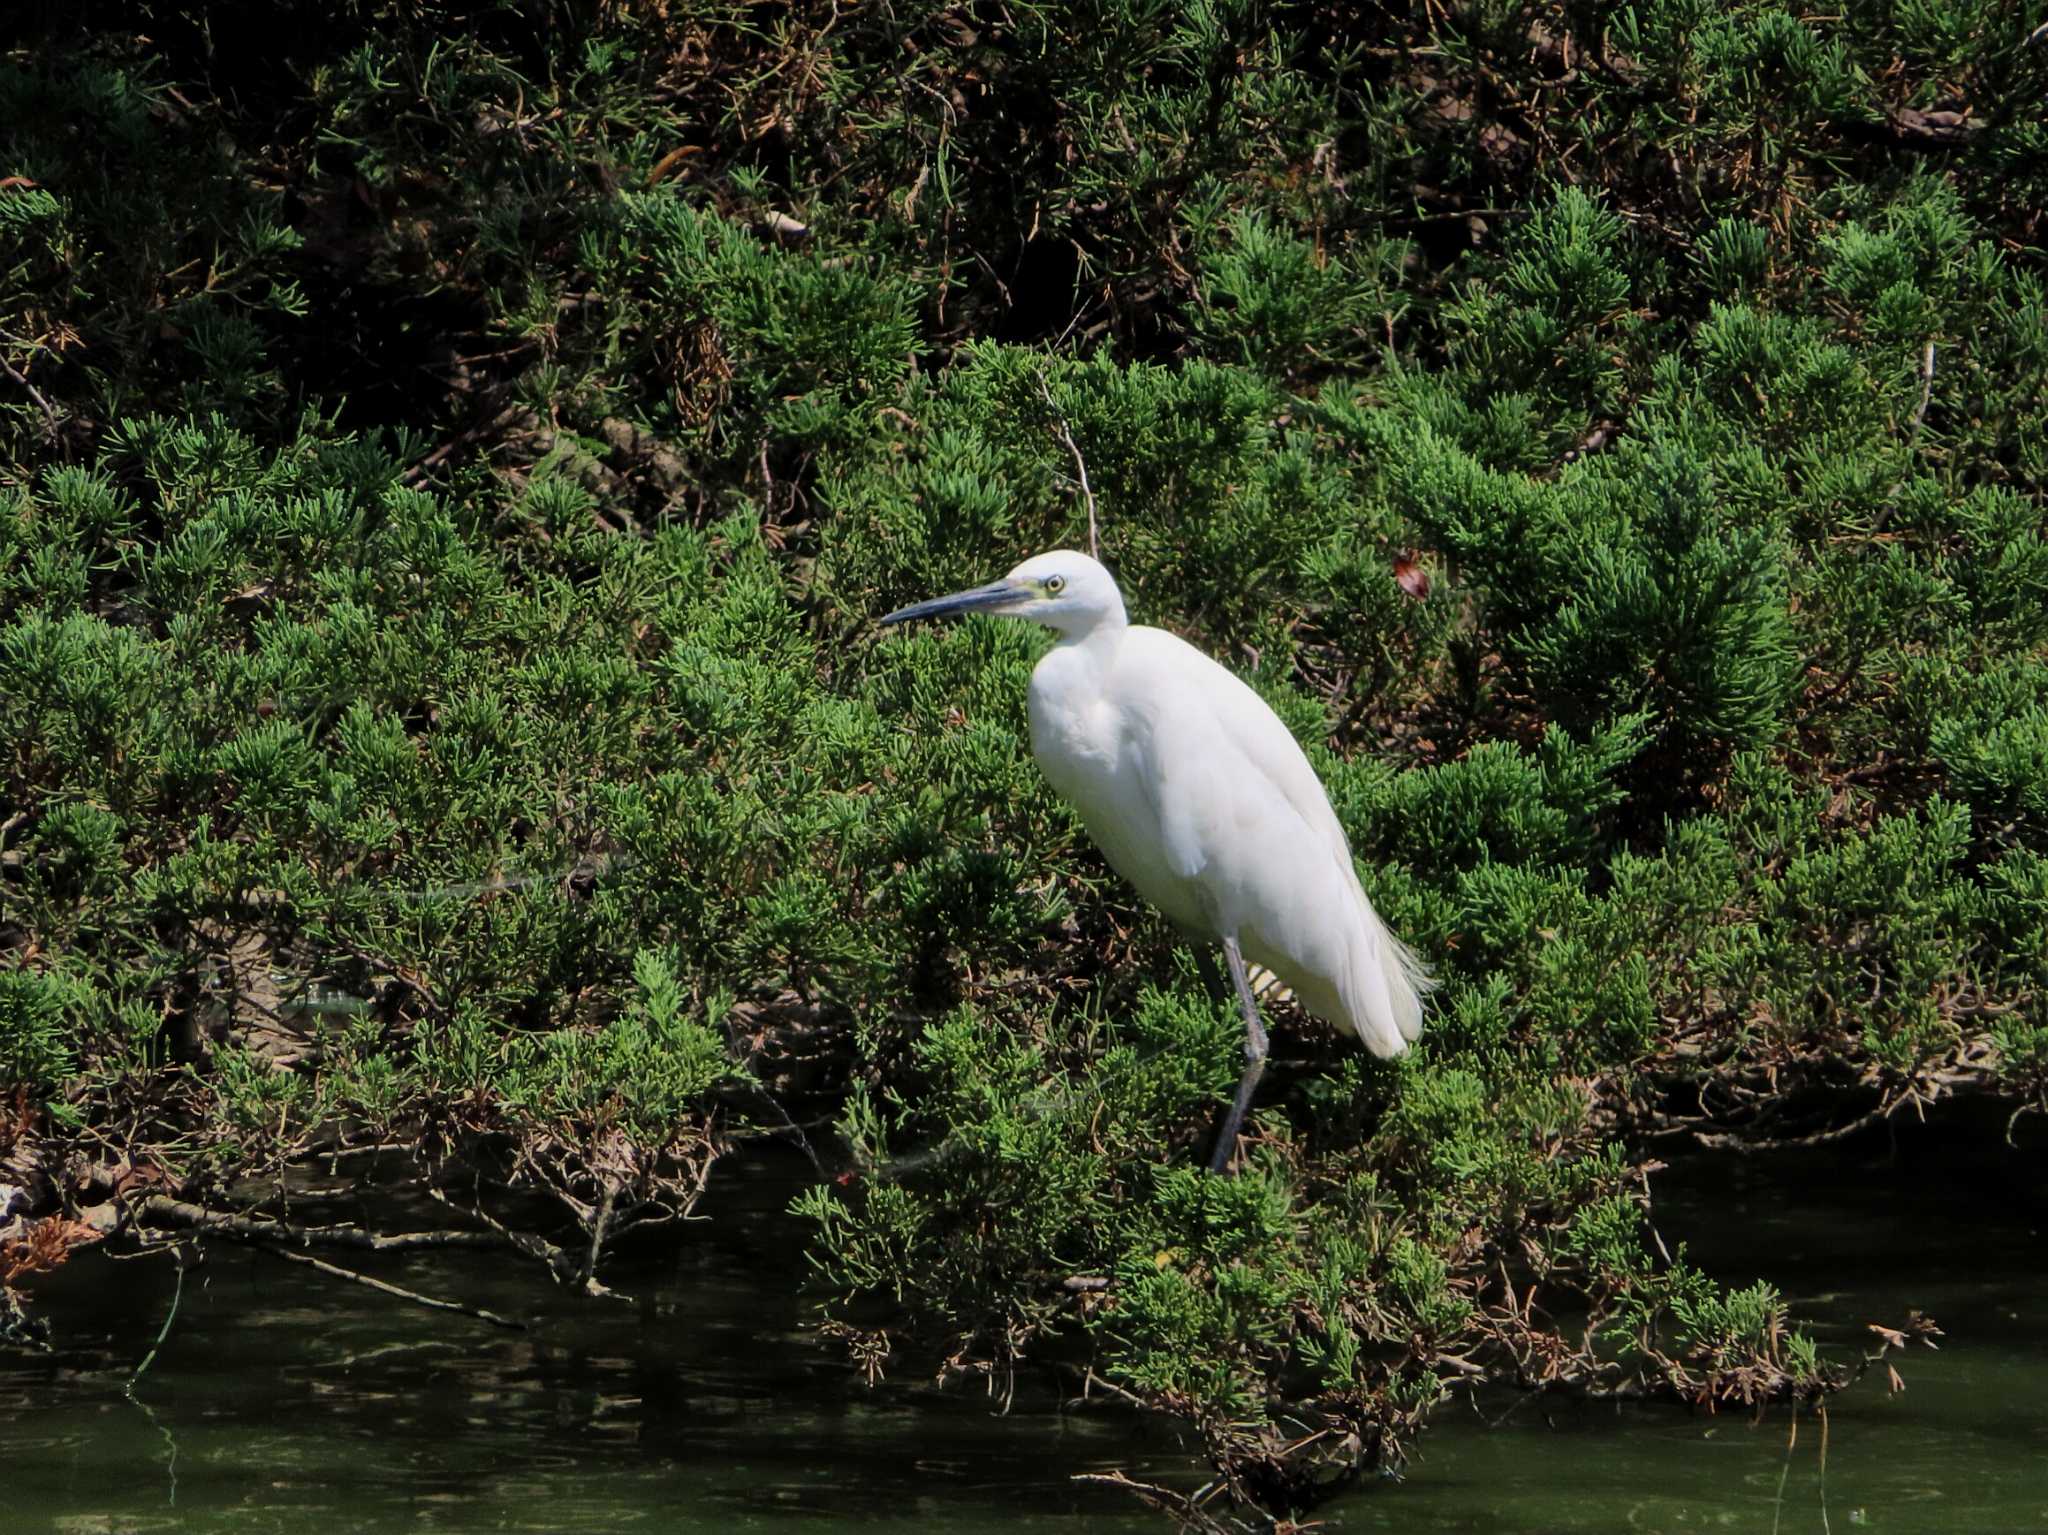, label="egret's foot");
[1206,1122,1241,1176]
